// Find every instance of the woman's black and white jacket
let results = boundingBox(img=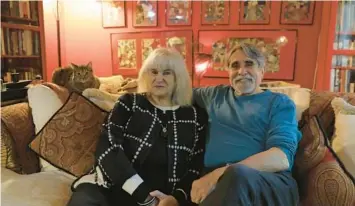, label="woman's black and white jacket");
[72,93,208,205]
